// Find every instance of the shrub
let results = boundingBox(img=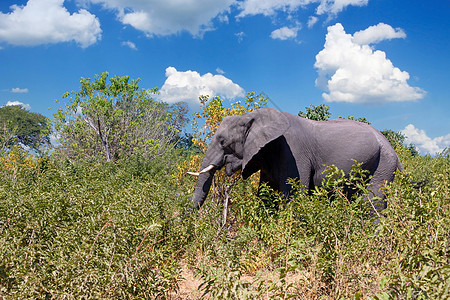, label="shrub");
[0,136,448,299]
[0,153,194,298]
